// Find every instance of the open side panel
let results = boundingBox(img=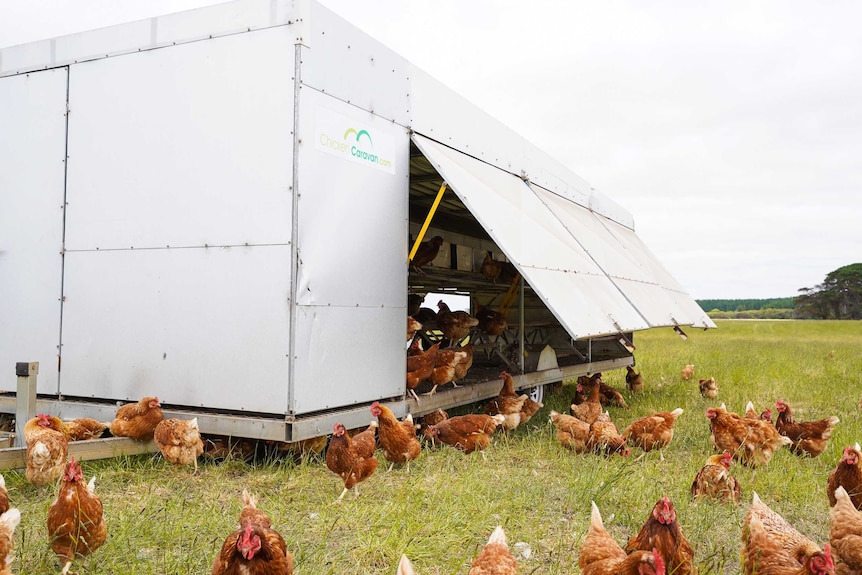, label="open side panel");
[534,184,713,328]
[59,28,296,413]
[0,68,67,394]
[412,134,649,339]
[291,88,410,414]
